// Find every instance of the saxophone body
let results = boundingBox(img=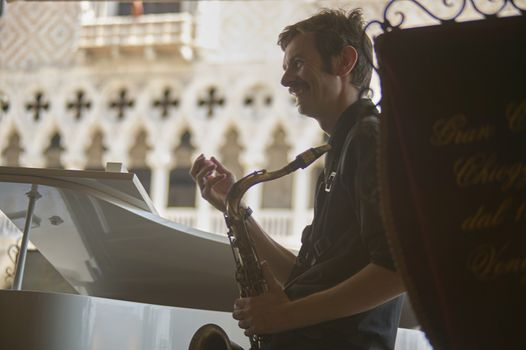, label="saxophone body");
[189,144,331,350]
